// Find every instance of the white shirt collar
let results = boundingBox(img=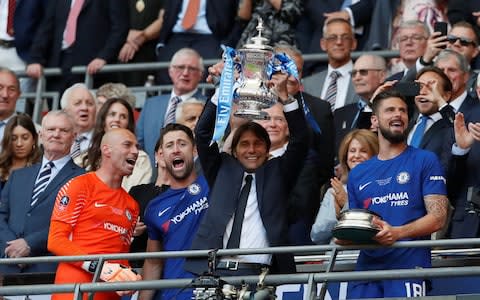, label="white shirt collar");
[449,91,467,113]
